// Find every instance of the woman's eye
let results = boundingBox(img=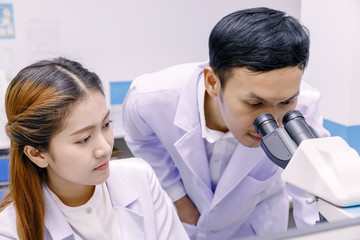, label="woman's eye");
[77,136,90,144]
[103,120,113,128]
